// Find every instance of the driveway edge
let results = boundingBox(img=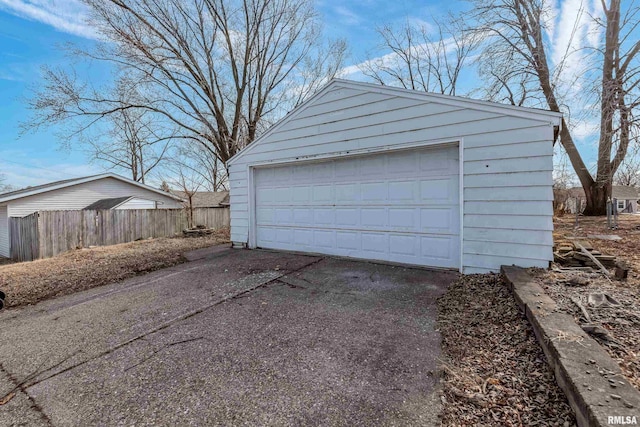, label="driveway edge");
[501,266,640,427]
